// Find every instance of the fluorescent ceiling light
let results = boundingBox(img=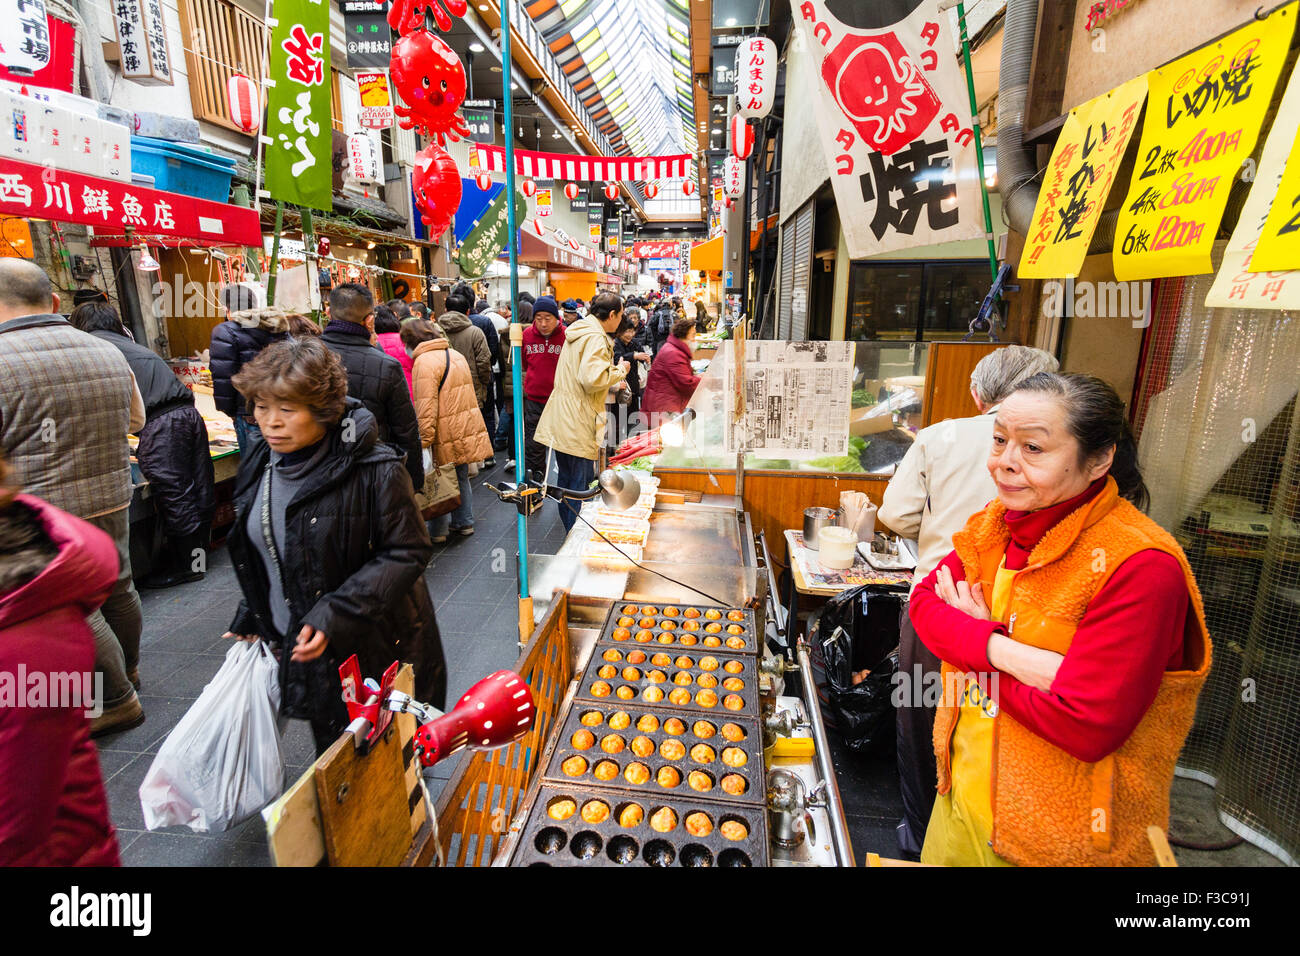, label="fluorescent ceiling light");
[469,42,485,53]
